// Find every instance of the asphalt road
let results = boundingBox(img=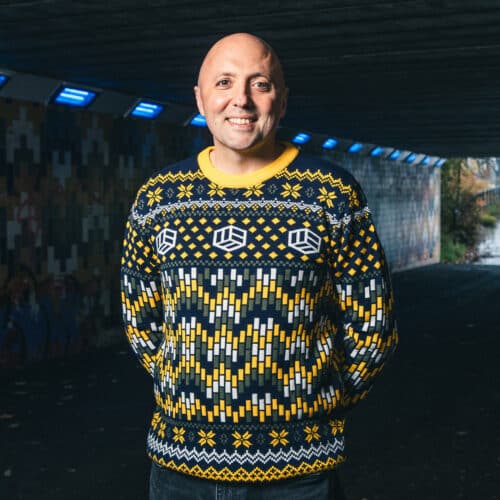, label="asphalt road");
[1,264,499,500]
